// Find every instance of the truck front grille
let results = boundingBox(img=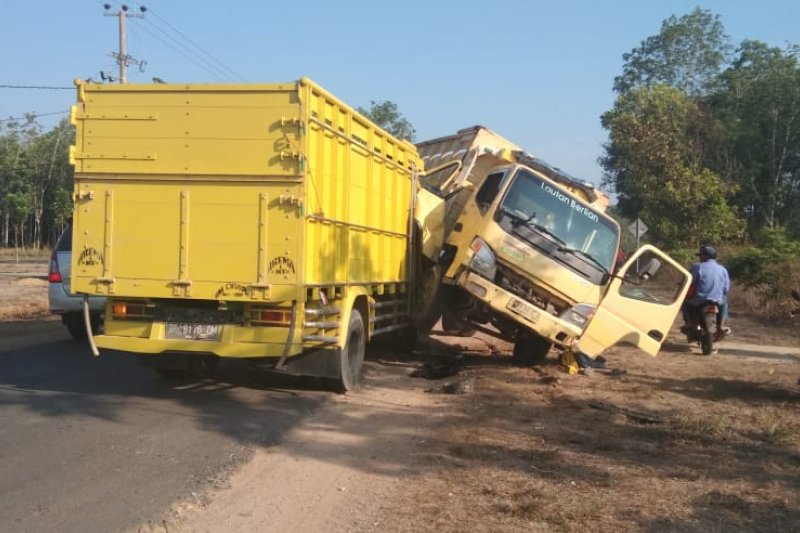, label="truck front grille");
[495,265,567,315]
